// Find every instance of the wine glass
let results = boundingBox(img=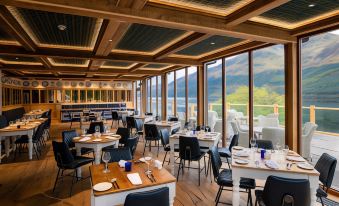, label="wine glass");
[275,140,281,152]
[144,152,153,175]
[102,151,111,173]
[250,138,257,151]
[283,145,289,158]
[82,128,88,135]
